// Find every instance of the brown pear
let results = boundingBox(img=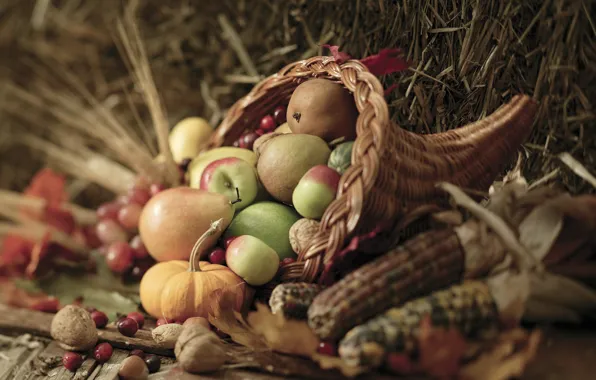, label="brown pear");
[257,134,331,204]
[286,79,358,142]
